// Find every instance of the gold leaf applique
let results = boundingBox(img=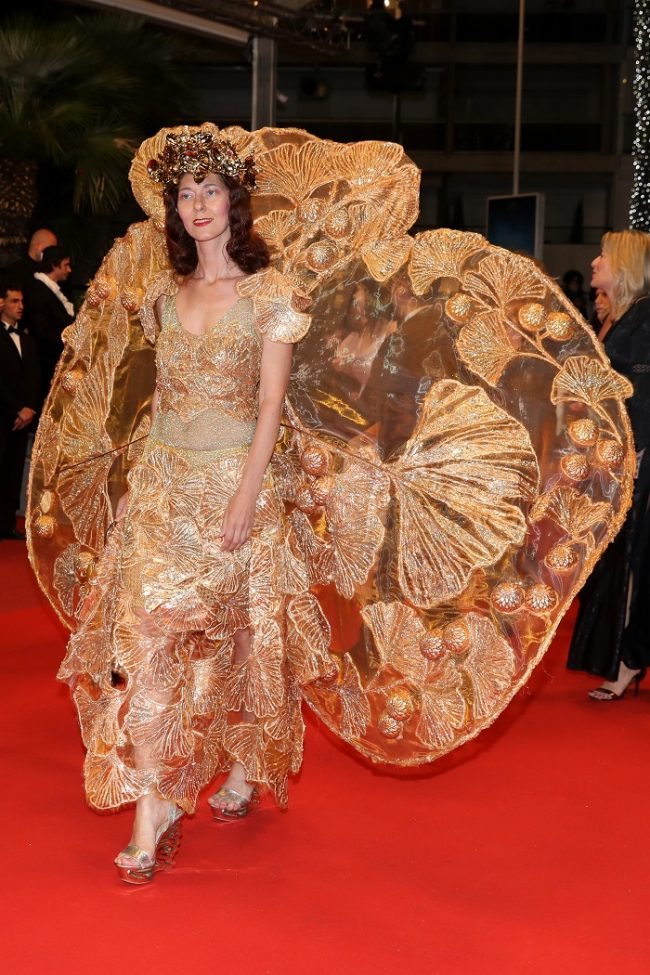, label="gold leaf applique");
[224,722,267,782]
[57,355,114,552]
[335,140,406,186]
[462,613,516,720]
[362,601,428,685]
[223,617,286,718]
[254,209,299,255]
[455,310,518,386]
[463,250,545,309]
[389,380,539,607]
[74,684,124,750]
[338,657,371,740]
[286,592,336,685]
[550,356,633,408]
[416,665,467,750]
[361,236,413,282]
[84,749,148,810]
[256,140,333,201]
[323,455,390,599]
[529,485,611,541]
[127,690,194,760]
[408,229,486,295]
